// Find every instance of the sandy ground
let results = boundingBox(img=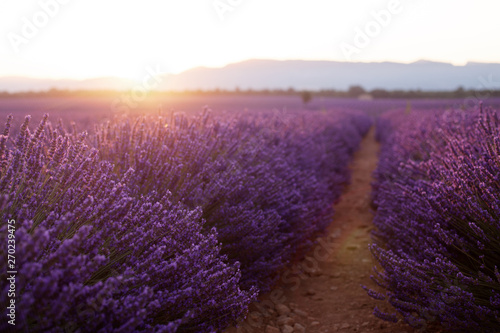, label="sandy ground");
[226,128,424,333]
